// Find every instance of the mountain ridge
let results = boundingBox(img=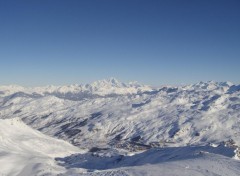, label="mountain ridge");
[0,78,153,98]
[0,78,239,97]
[1,79,239,149]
